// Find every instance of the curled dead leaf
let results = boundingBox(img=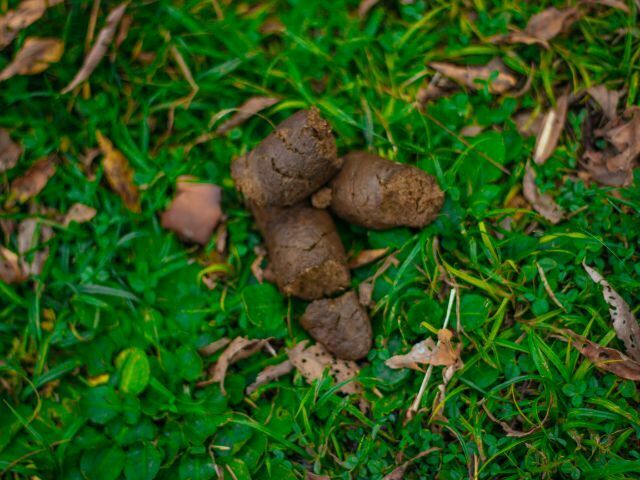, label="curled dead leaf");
[287,341,362,395]
[63,203,96,227]
[583,263,640,361]
[385,329,461,370]
[430,58,518,95]
[246,359,293,394]
[358,0,380,18]
[514,110,544,138]
[534,93,569,165]
[61,2,128,93]
[199,337,269,393]
[0,246,27,284]
[198,337,230,356]
[587,85,621,121]
[564,329,640,381]
[522,163,563,224]
[96,132,140,212]
[18,218,53,276]
[160,176,222,245]
[0,128,22,173]
[0,0,63,50]
[9,155,57,204]
[491,7,581,48]
[0,37,64,81]
[215,96,280,135]
[348,248,388,269]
